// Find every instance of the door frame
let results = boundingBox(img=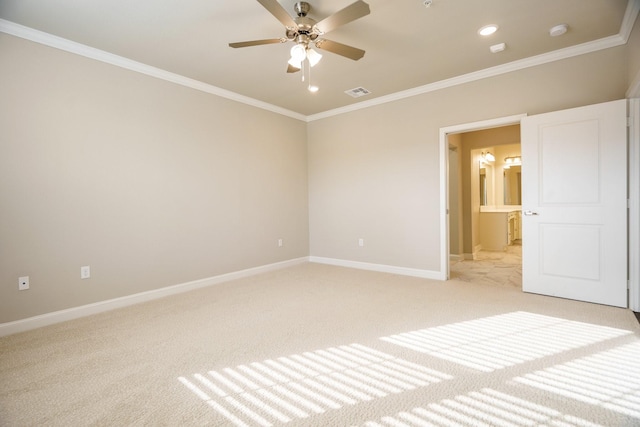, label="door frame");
[629,98,640,311]
[439,114,526,280]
